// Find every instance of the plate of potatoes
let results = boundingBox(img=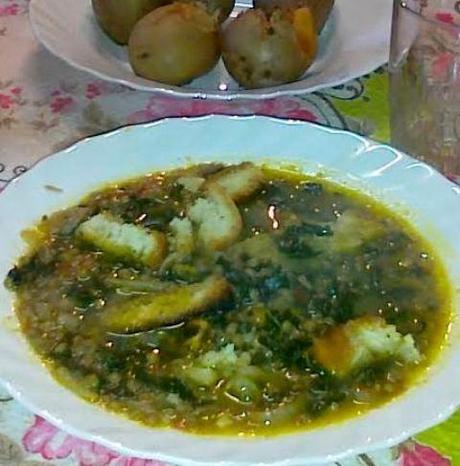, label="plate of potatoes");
[30,0,392,99]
